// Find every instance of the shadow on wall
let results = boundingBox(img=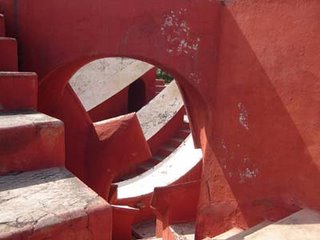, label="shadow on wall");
[196,4,320,239]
